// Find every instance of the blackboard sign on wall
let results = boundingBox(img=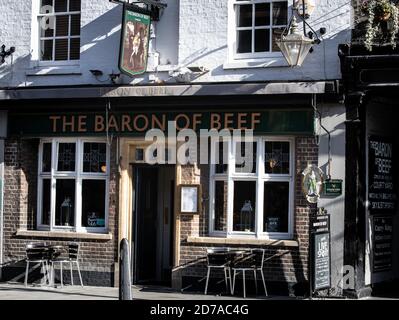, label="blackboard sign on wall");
[368,136,397,215]
[373,216,393,273]
[313,233,331,291]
